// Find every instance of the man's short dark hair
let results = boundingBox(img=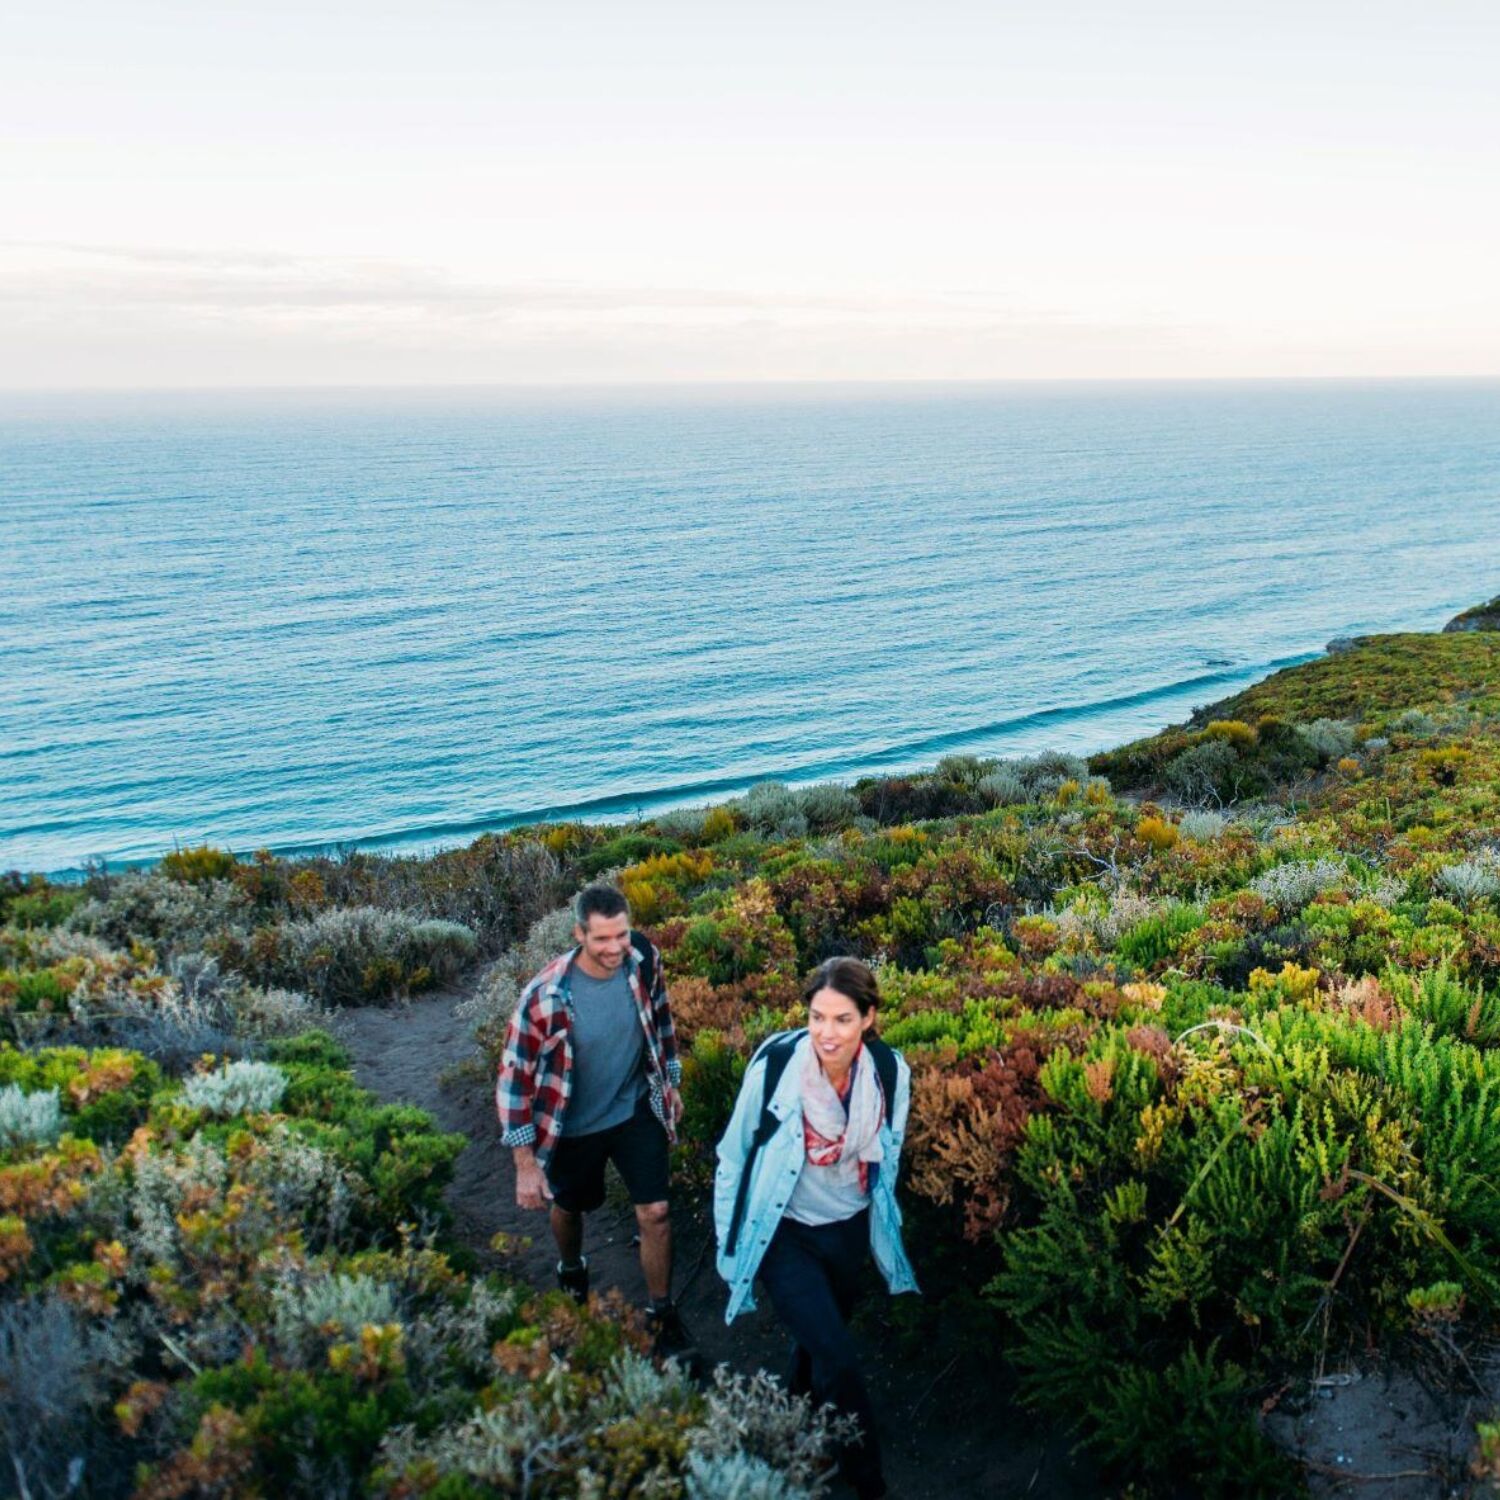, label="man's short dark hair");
[573,883,630,927]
